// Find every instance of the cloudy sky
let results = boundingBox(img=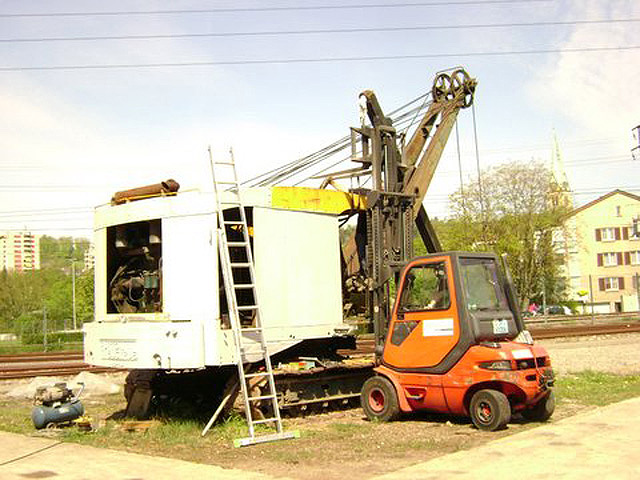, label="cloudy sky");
[0,0,638,237]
